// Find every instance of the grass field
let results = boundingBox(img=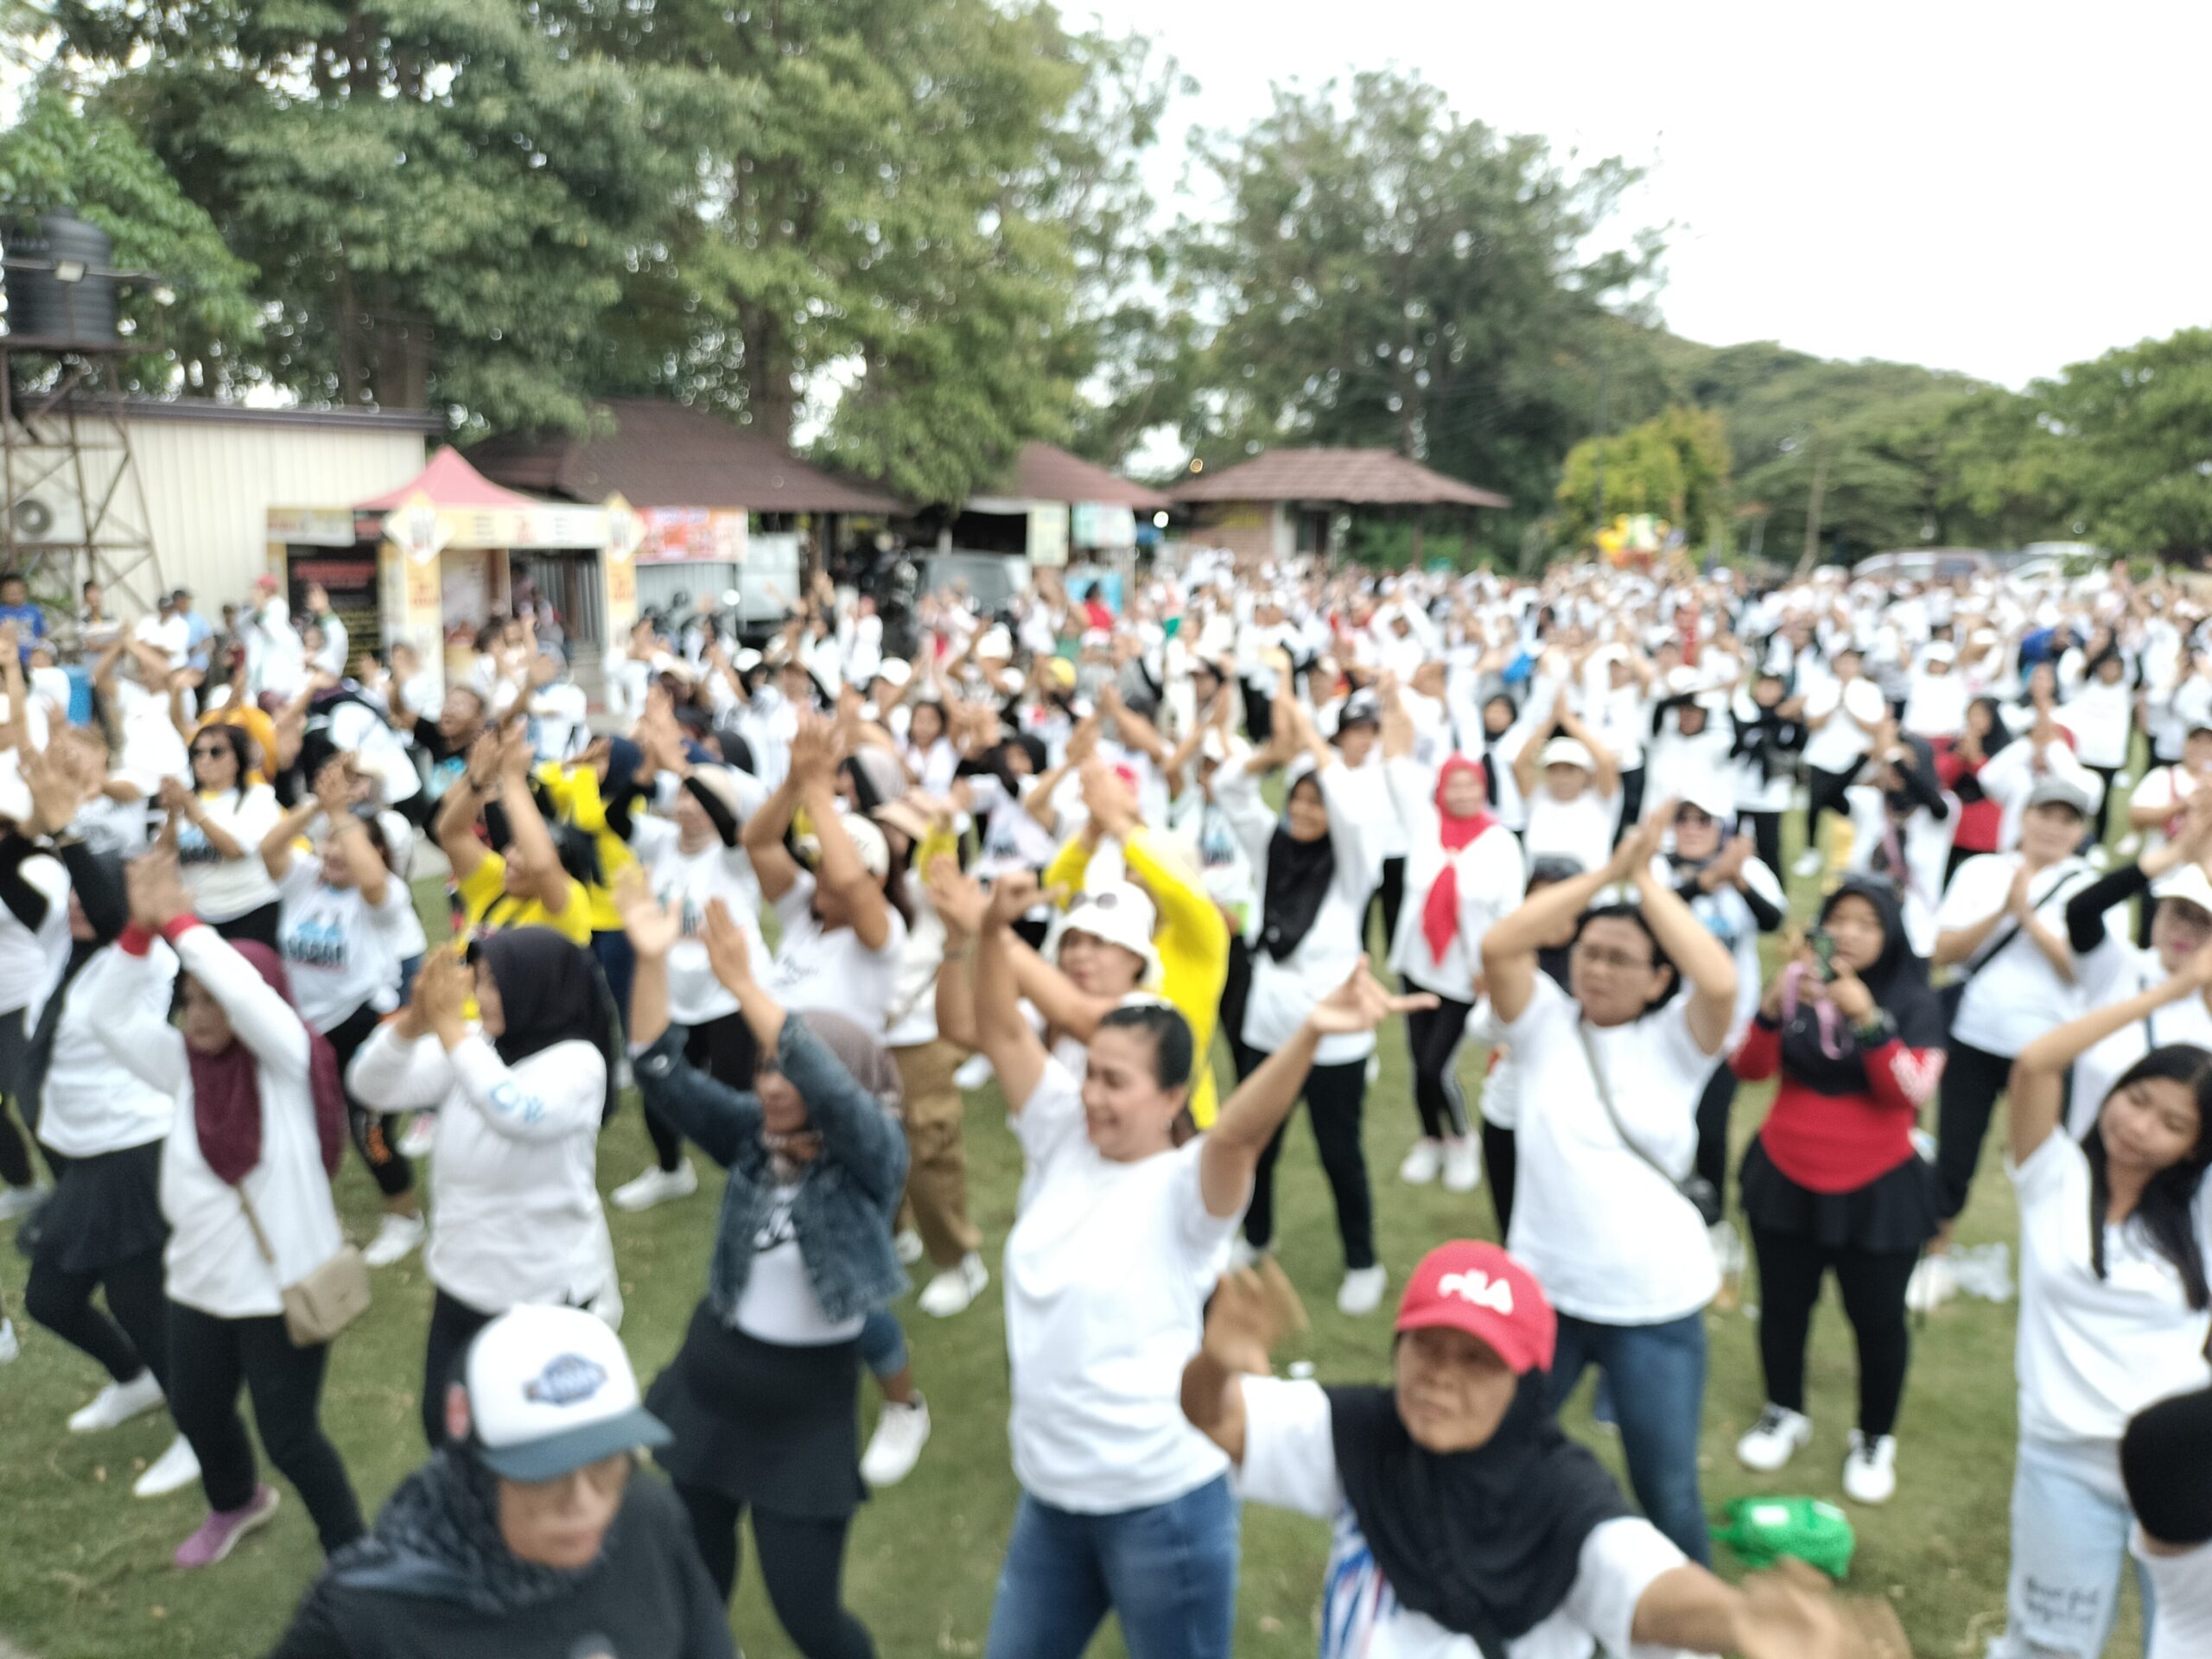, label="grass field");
[0,844,2149,1659]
